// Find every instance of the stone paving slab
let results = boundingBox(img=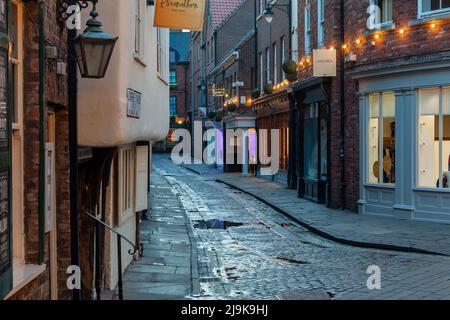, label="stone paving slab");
[182,164,450,256]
